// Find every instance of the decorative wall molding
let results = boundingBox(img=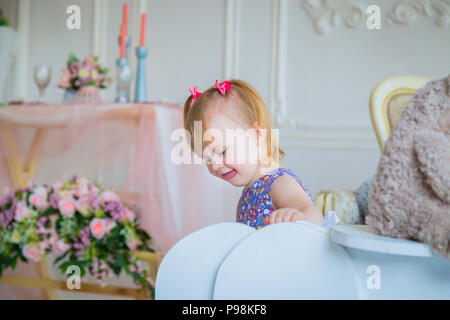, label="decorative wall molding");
[269,0,376,149]
[16,0,30,100]
[223,0,241,79]
[302,0,449,35]
[92,0,108,63]
[302,0,364,35]
[387,0,450,26]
